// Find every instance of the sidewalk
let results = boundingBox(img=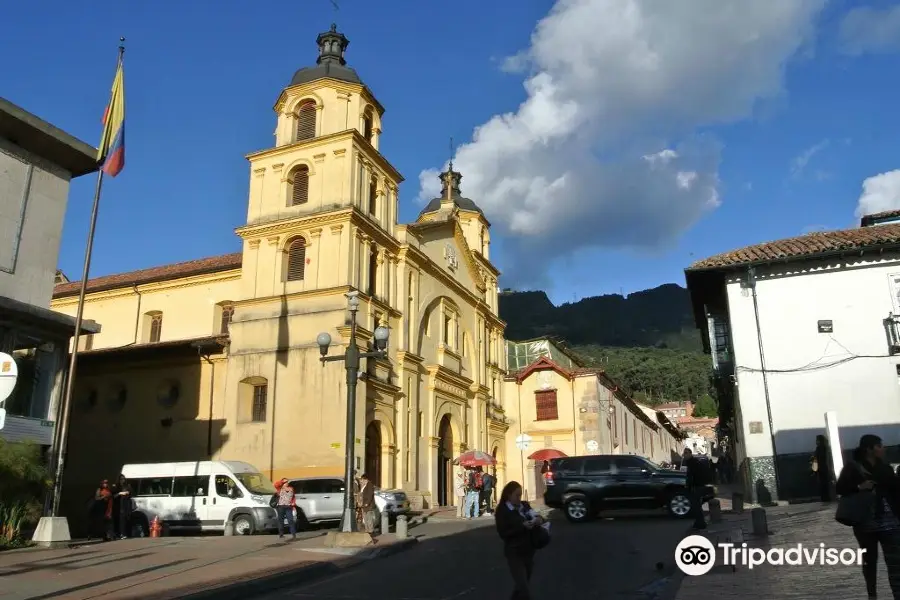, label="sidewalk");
[675,502,891,599]
[0,530,415,600]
